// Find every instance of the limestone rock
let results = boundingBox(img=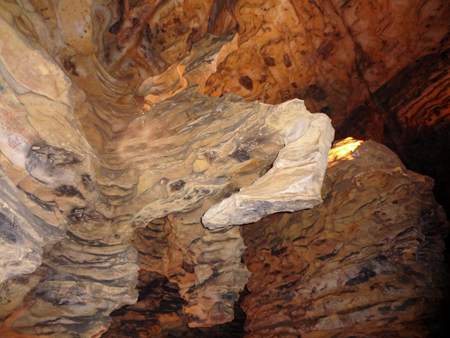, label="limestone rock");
[204,0,450,124]
[0,166,64,284]
[336,48,450,238]
[132,212,251,328]
[0,0,449,337]
[203,101,333,228]
[0,1,333,336]
[241,139,449,338]
[104,270,249,338]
